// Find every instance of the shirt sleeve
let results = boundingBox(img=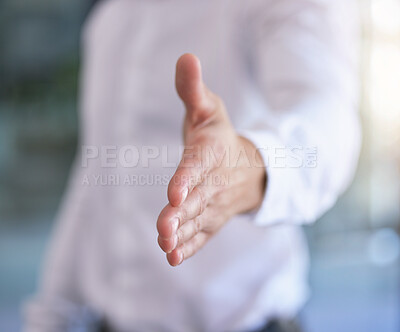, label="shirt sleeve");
[238,0,361,226]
